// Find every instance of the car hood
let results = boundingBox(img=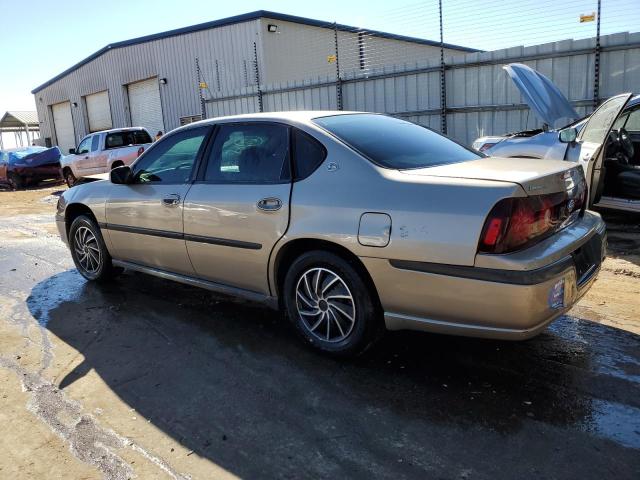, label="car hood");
[504,63,578,128]
[401,157,581,195]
